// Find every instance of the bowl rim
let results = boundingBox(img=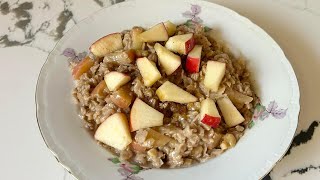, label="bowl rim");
[35,0,300,179]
